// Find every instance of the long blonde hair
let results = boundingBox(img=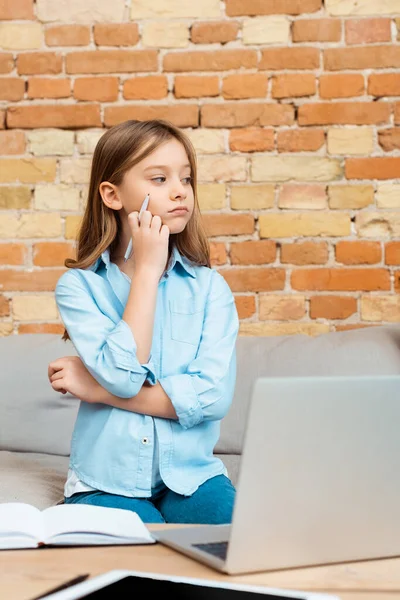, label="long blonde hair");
[62,119,210,341]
